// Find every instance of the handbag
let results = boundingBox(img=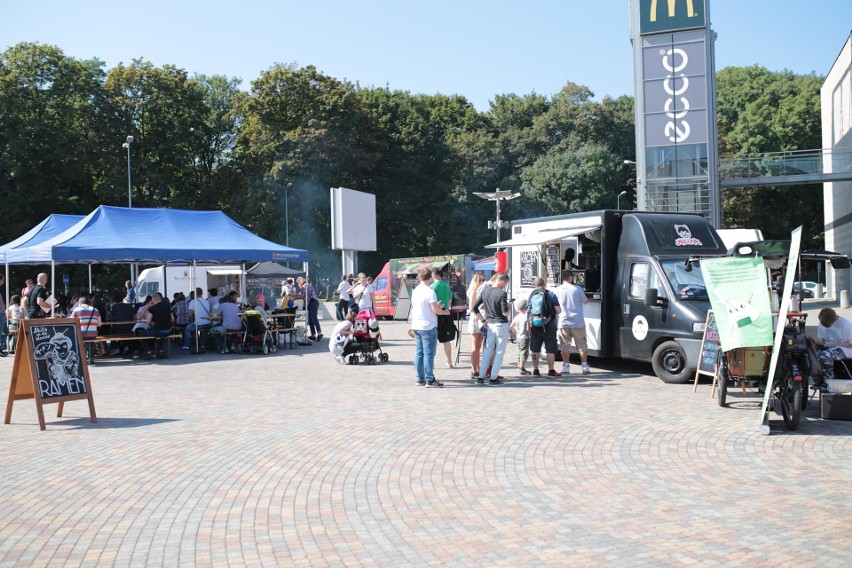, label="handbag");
[279,292,290,310]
